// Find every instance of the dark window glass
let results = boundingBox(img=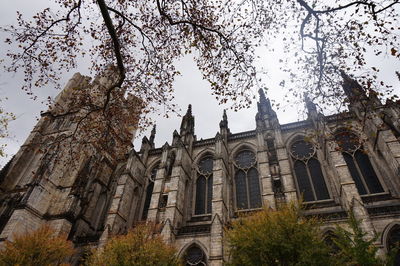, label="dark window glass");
[195,176,206,215]
[235,170,248,209]
[388,225,400,266]
[248,168,262,208]
[354,150,383,194]
[343,152,367,195]
[324,231,340,254]
[185,246,206,266]
[308,158,330,200]
[207,176,213,213]
[335,130,384,195]
[142,164,159,220]
[195,156,213,215]
[291,140,330,202]
[150,166,157,181]
[234,150,262,210]
[294,160,314,202]
[159,194,168,209]
[142,181,154,220]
